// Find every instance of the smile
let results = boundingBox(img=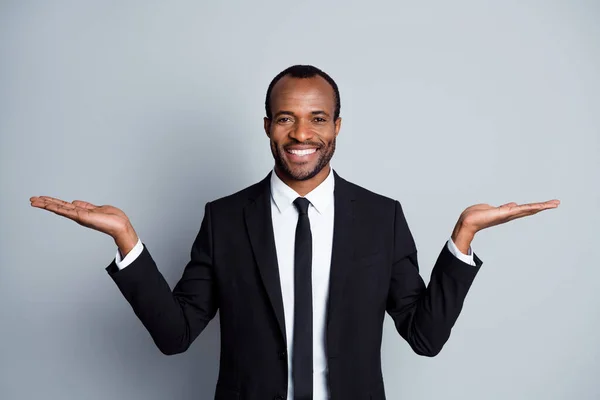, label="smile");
[287,148,317,156]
